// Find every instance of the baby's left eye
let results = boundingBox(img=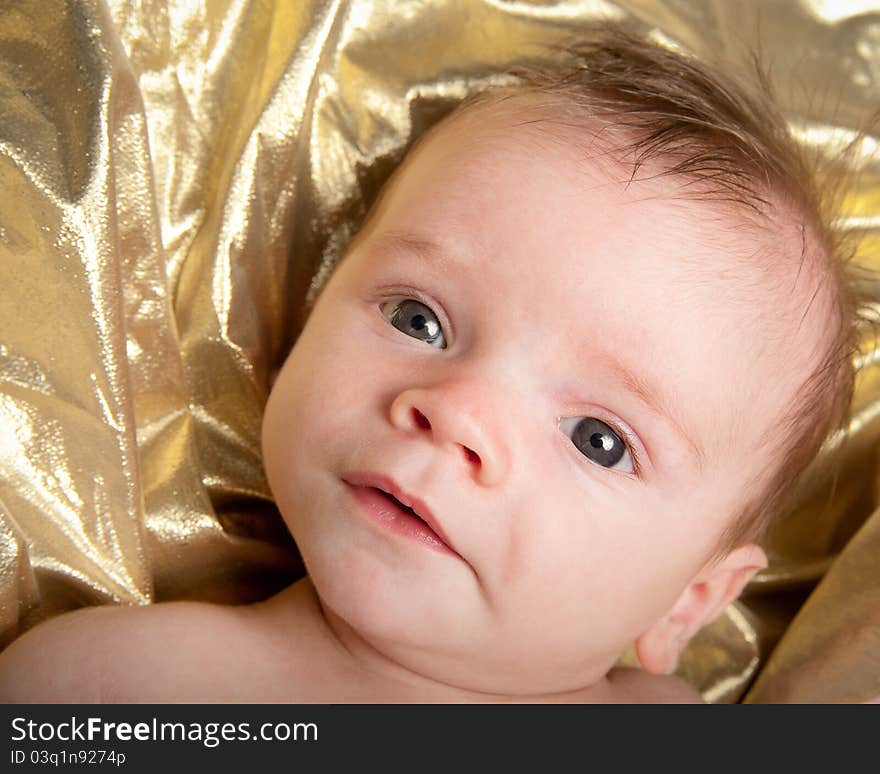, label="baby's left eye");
[559,417,635,474]
[380,298,447,349]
